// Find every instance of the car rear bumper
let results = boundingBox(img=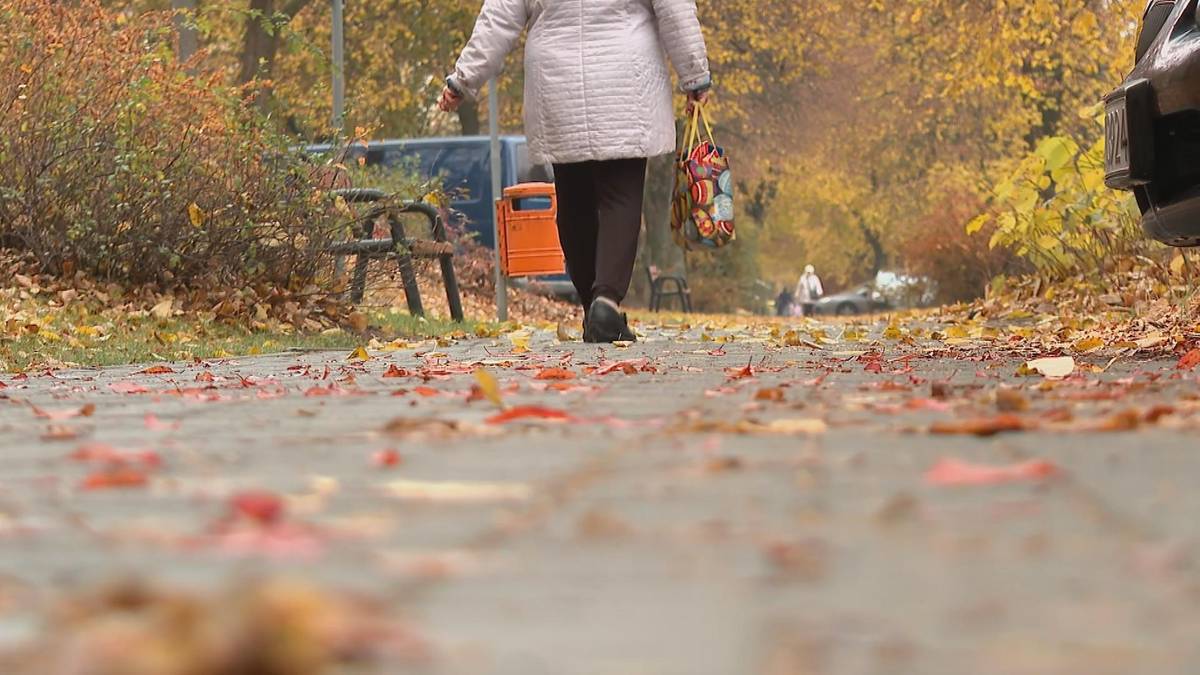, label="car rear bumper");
[1141,186,1200,246]
[1105,78,1200,246]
